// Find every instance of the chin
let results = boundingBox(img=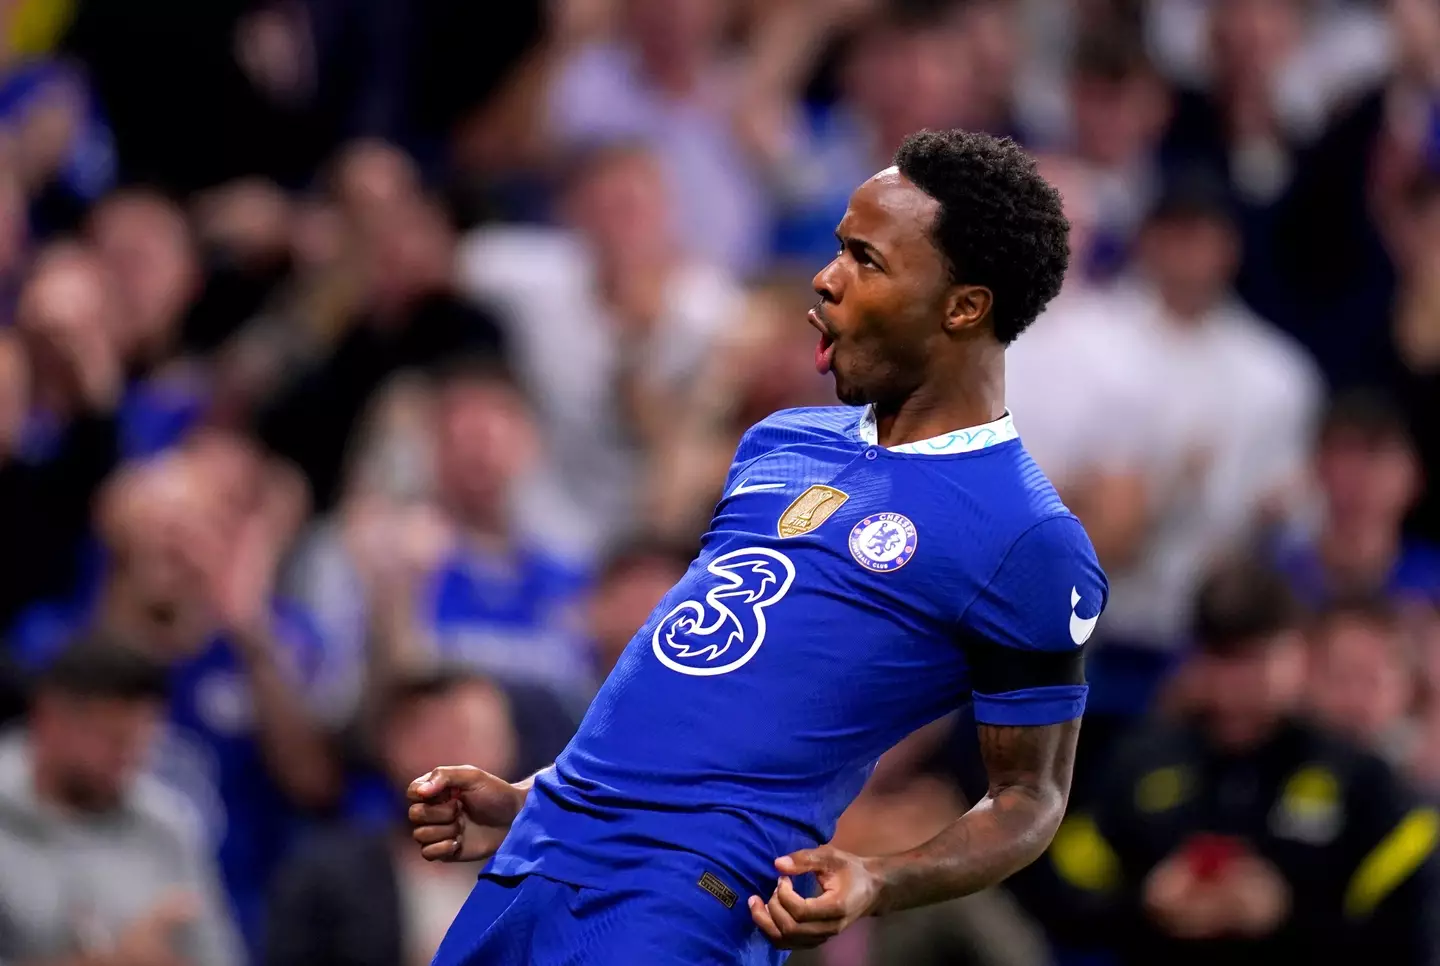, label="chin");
[832,375,871,408]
